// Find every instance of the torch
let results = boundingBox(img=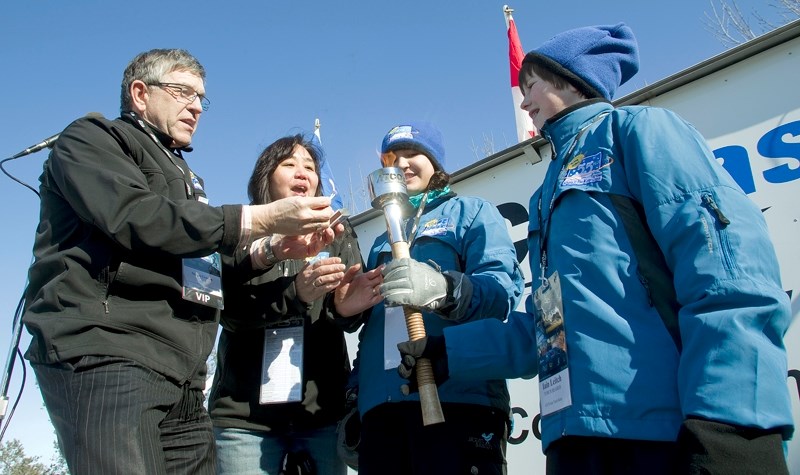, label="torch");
[368,165,445,426]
